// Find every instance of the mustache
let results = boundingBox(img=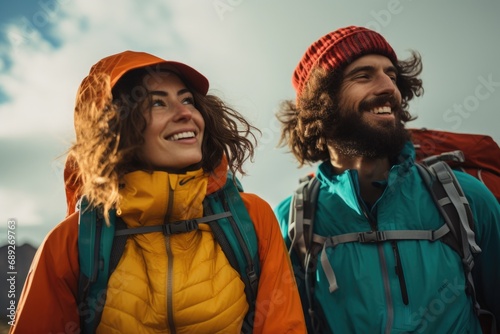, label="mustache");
[358,95,401,112]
